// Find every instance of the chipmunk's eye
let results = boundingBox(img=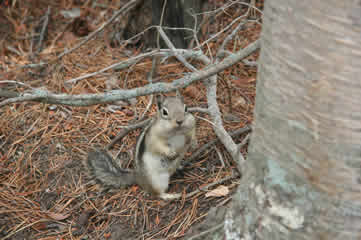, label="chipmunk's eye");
[184,105,188,112]
[162,108,169,117]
